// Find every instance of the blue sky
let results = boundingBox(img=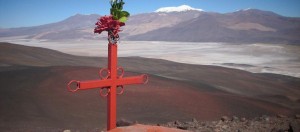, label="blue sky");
[0,0,300,28]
